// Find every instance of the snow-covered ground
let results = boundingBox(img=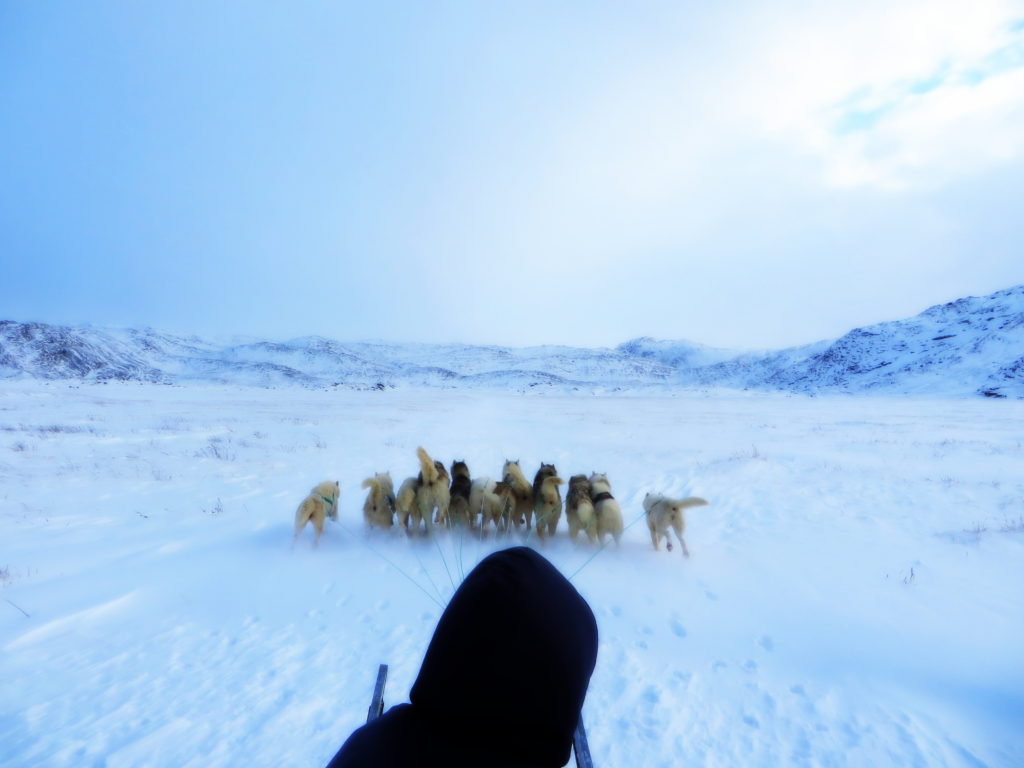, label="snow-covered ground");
[2,381,1022,767]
